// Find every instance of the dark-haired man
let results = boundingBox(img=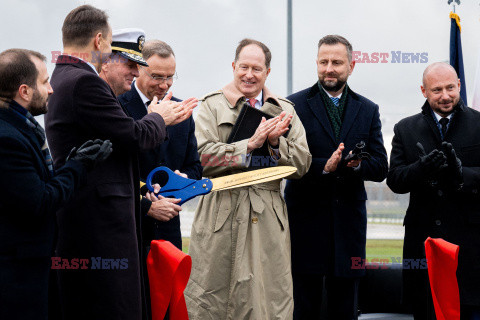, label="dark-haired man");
[185,38,311,319]
[0,48,111,320]
[45,5,197,320]
[119,40,202,251]
[284,35,388,319]
[387,62,480,320]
